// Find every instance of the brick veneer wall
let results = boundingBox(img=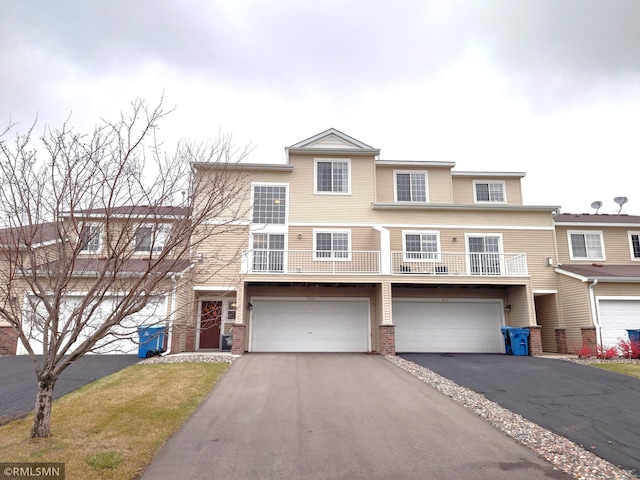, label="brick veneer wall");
[581,327,597,351]
[378,325,395,356]
[555,328,568,354]
[0,326,18,355]
[527,326,543,356]
[230,323,247,355]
